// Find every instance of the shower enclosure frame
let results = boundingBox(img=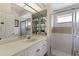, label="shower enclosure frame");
[53,4,79,55]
